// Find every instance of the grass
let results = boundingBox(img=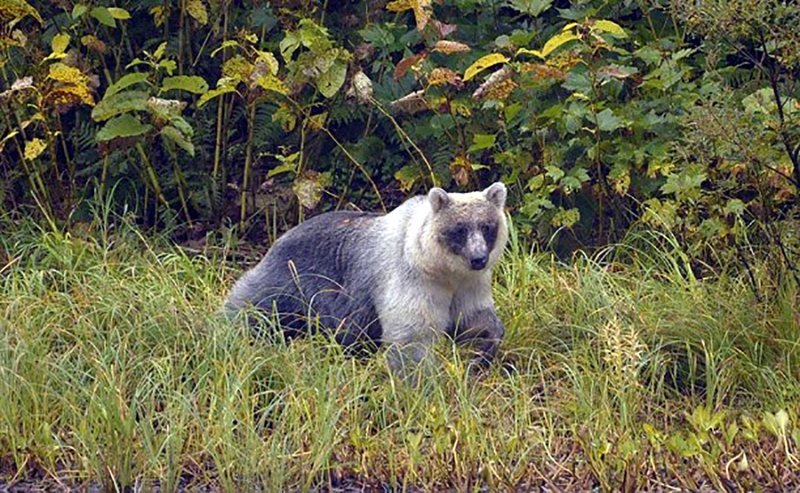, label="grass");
[1,216,799,491]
